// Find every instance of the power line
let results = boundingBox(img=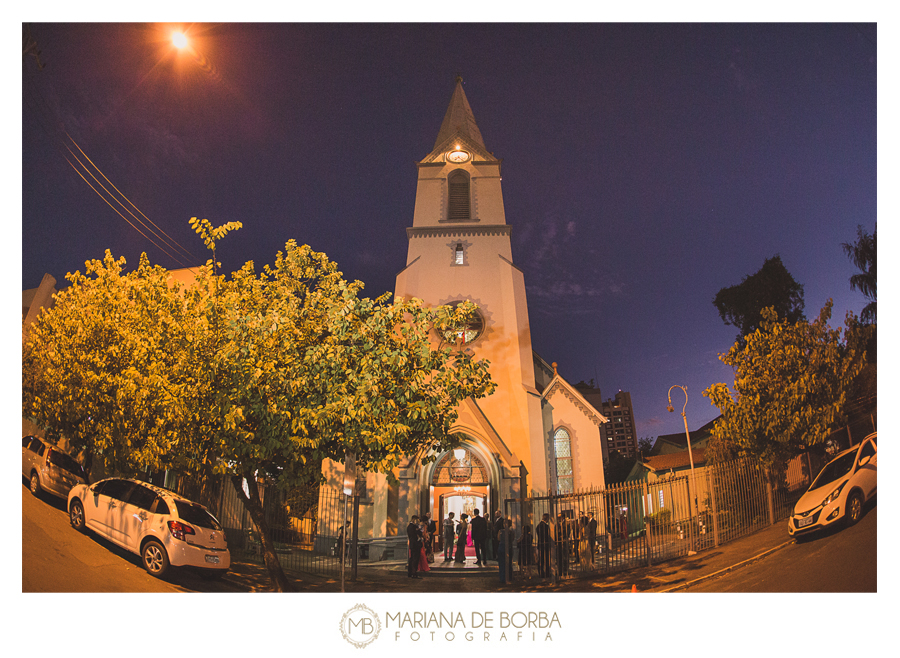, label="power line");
[23,52,202,271]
